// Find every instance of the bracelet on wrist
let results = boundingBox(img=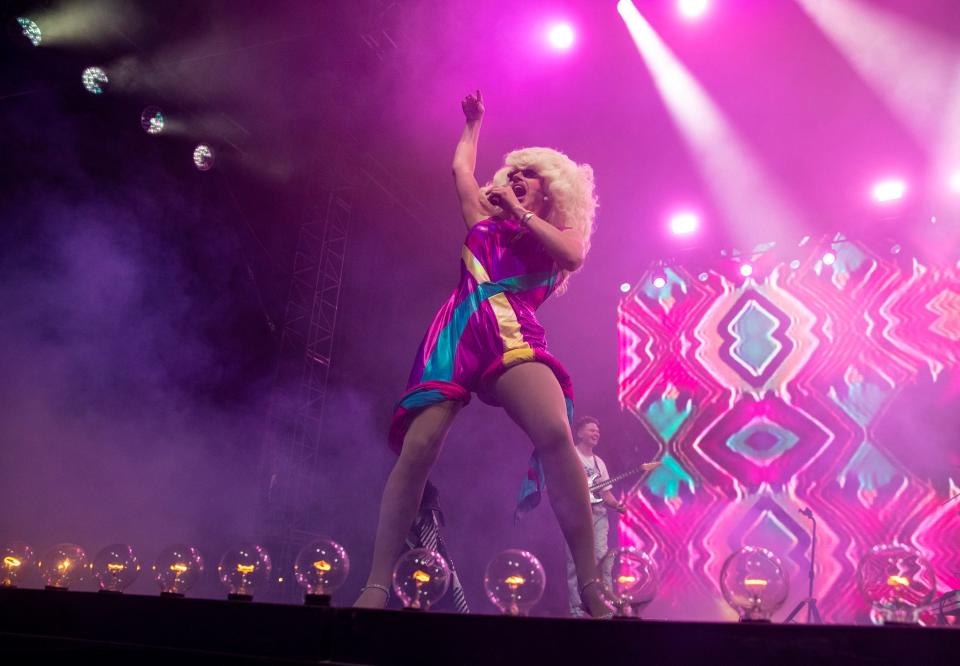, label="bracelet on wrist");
[520,210,535,225]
